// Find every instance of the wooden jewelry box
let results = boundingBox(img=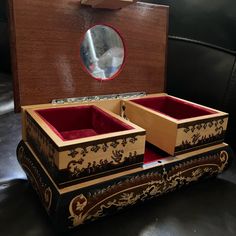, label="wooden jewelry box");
[9,0,233,231]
